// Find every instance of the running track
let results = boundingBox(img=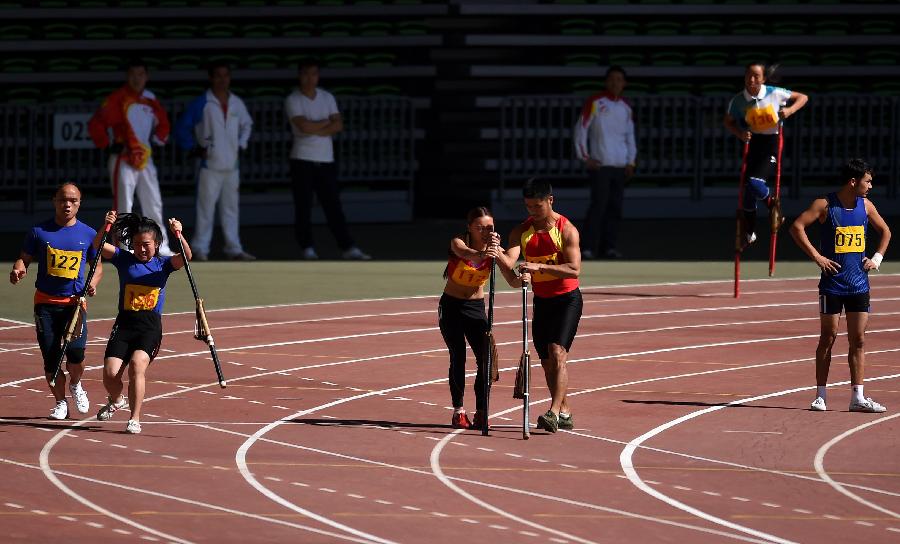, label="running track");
[1,276,899,543]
